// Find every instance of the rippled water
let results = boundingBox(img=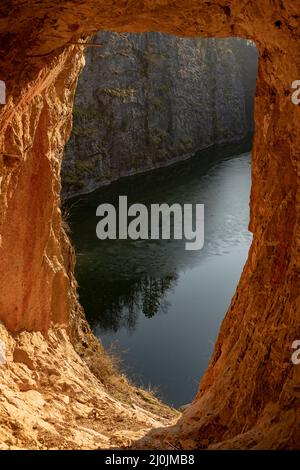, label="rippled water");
[68,142,252,408]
